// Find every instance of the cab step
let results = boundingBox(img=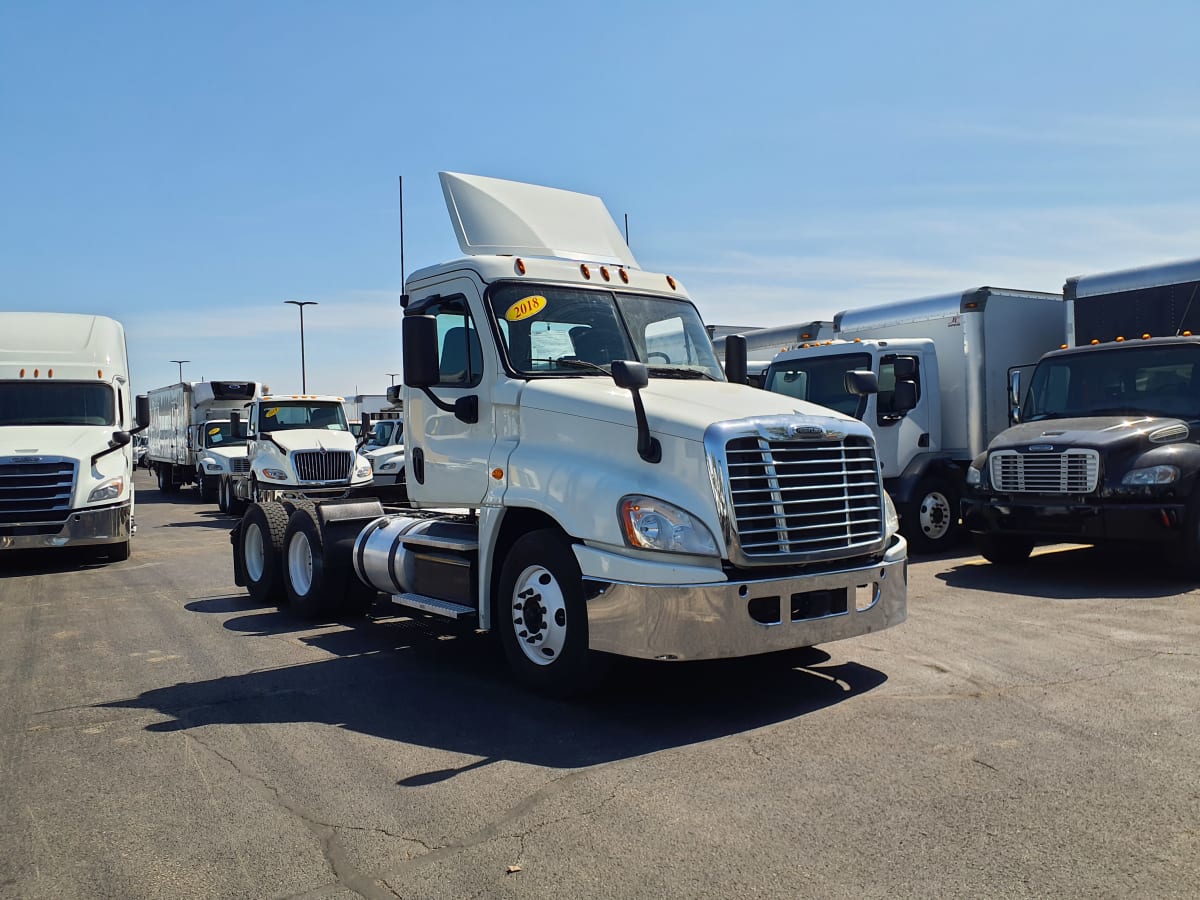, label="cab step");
[391,592,477,621]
